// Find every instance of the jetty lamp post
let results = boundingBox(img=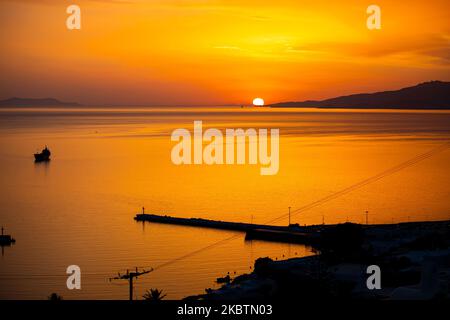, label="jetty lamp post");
[288,207,291,226]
